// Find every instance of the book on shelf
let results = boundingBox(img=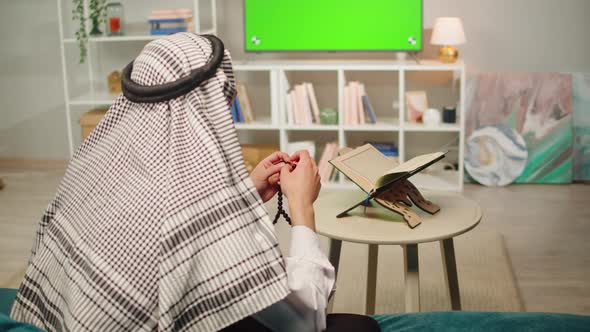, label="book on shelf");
[366,142,398,157]
[360,85,377,124]
[305,83,321,124]
[149,8,193,35]
[236,84,254,123]
[355,82,365,125]
[230,98,240,123]
[286,92,294,125]
[343,85,351,125]
[343,81,377,125]
[231,96,245,123]
[317,142,339,183]
[286,82,321,125]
